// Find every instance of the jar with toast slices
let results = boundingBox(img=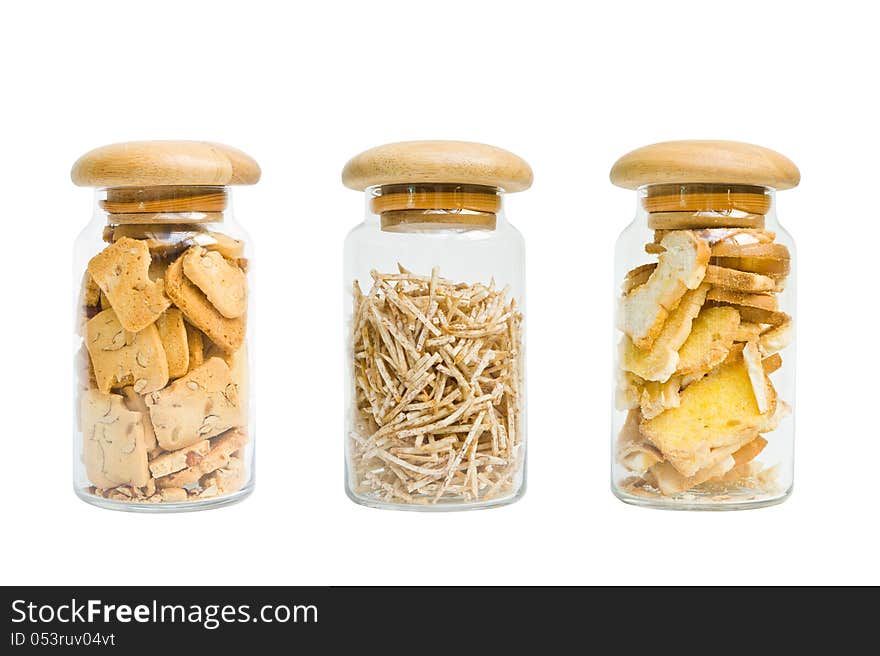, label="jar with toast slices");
[610,140,798,509]
[342,141,532,510]
[72,141,257,511]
